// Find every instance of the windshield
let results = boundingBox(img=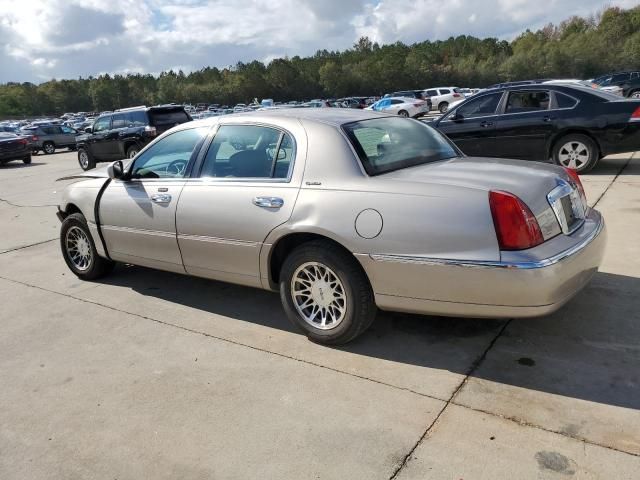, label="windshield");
[343,117,459,176]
